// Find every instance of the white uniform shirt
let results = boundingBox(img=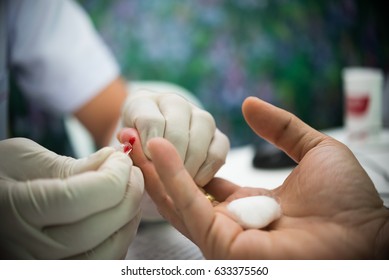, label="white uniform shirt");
[0,0,119,140]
